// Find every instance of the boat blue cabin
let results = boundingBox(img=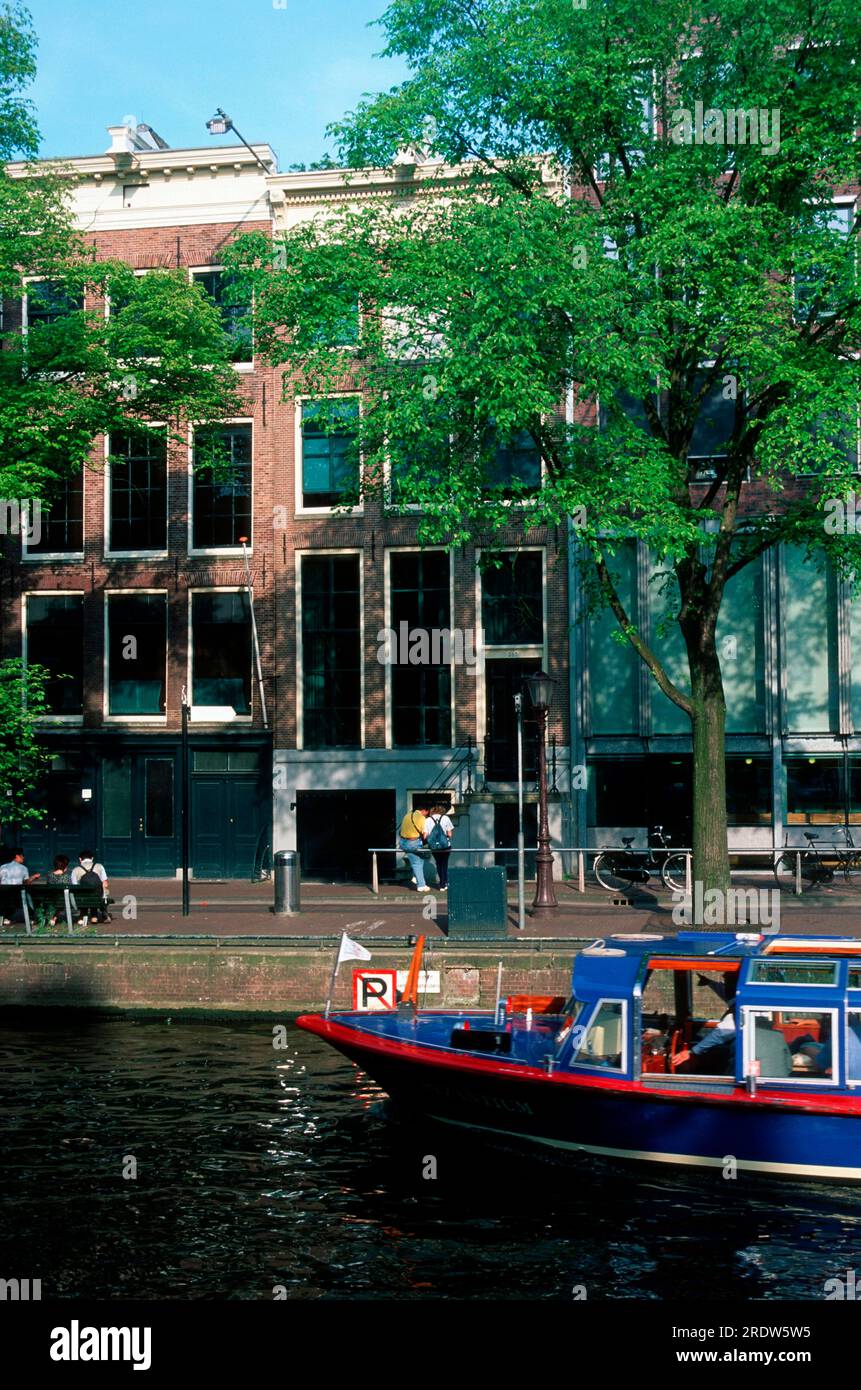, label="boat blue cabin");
[557,931,861,1093]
